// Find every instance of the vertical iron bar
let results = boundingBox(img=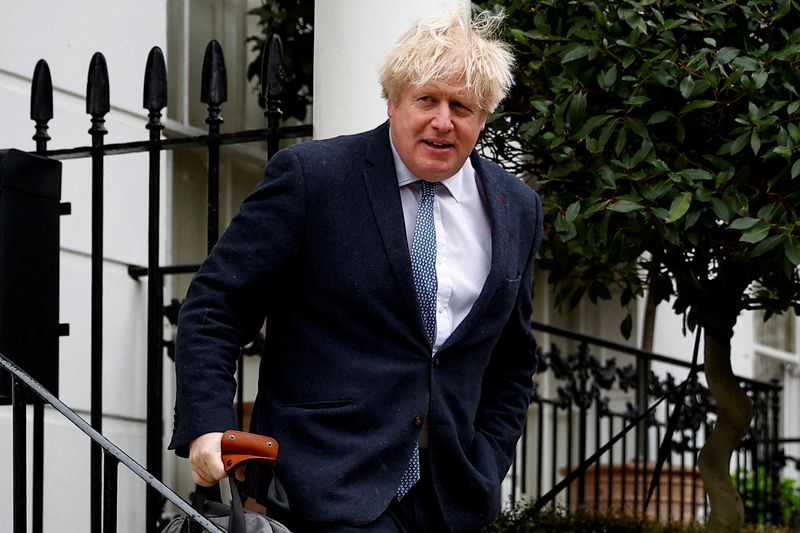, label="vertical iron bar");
[12,378,27,533]
[752,392,761,524]
[566,405,573,511]
[207,132,220,253]
[636,354,649,468]
[621,418,628,511]
[633,416,640,512]
[30,58,53,533]
[87,52,110,533]
[666,433,672,521]
[680,434,686,521]
[608,416,614,511]
[200,40,227,254]
[143,46,168,533]
[655,423,662,521]
[550,404,557,505]
[33,402,44,533]
[703,421,709,517]
[521,415,528,497]
[769,383,781,524]
[536,402,544,499]
[103,453,119,533]
[691,431,698,521]
[594,406,600,511]
[576,343,587,511]
[510,445,517,506]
